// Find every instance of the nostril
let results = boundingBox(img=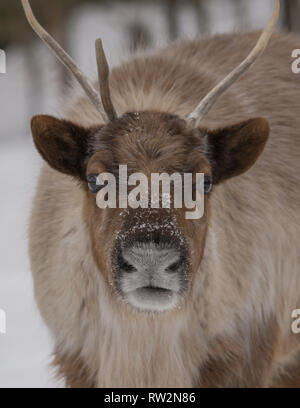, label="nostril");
[166,257,185,273]
[118,253,136,273]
